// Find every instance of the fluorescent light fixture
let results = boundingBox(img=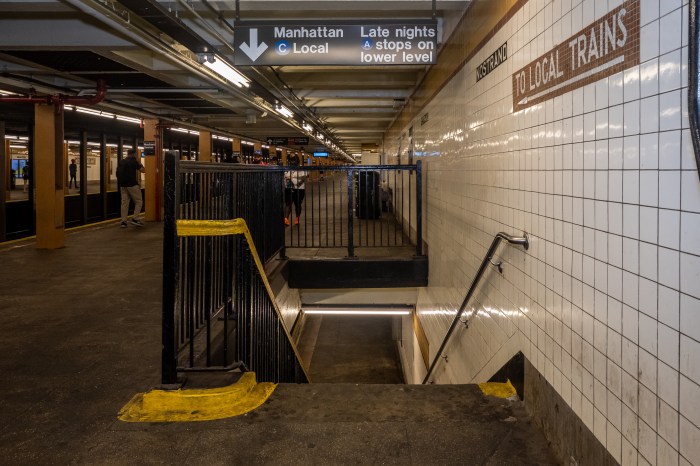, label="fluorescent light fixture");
[276,104,294,118]
[75,106,114,119]
[303,308,411,316]
[9,145,26,149]
[203,55,250,88]
[116,115,141,124]
[171,127,200,135]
